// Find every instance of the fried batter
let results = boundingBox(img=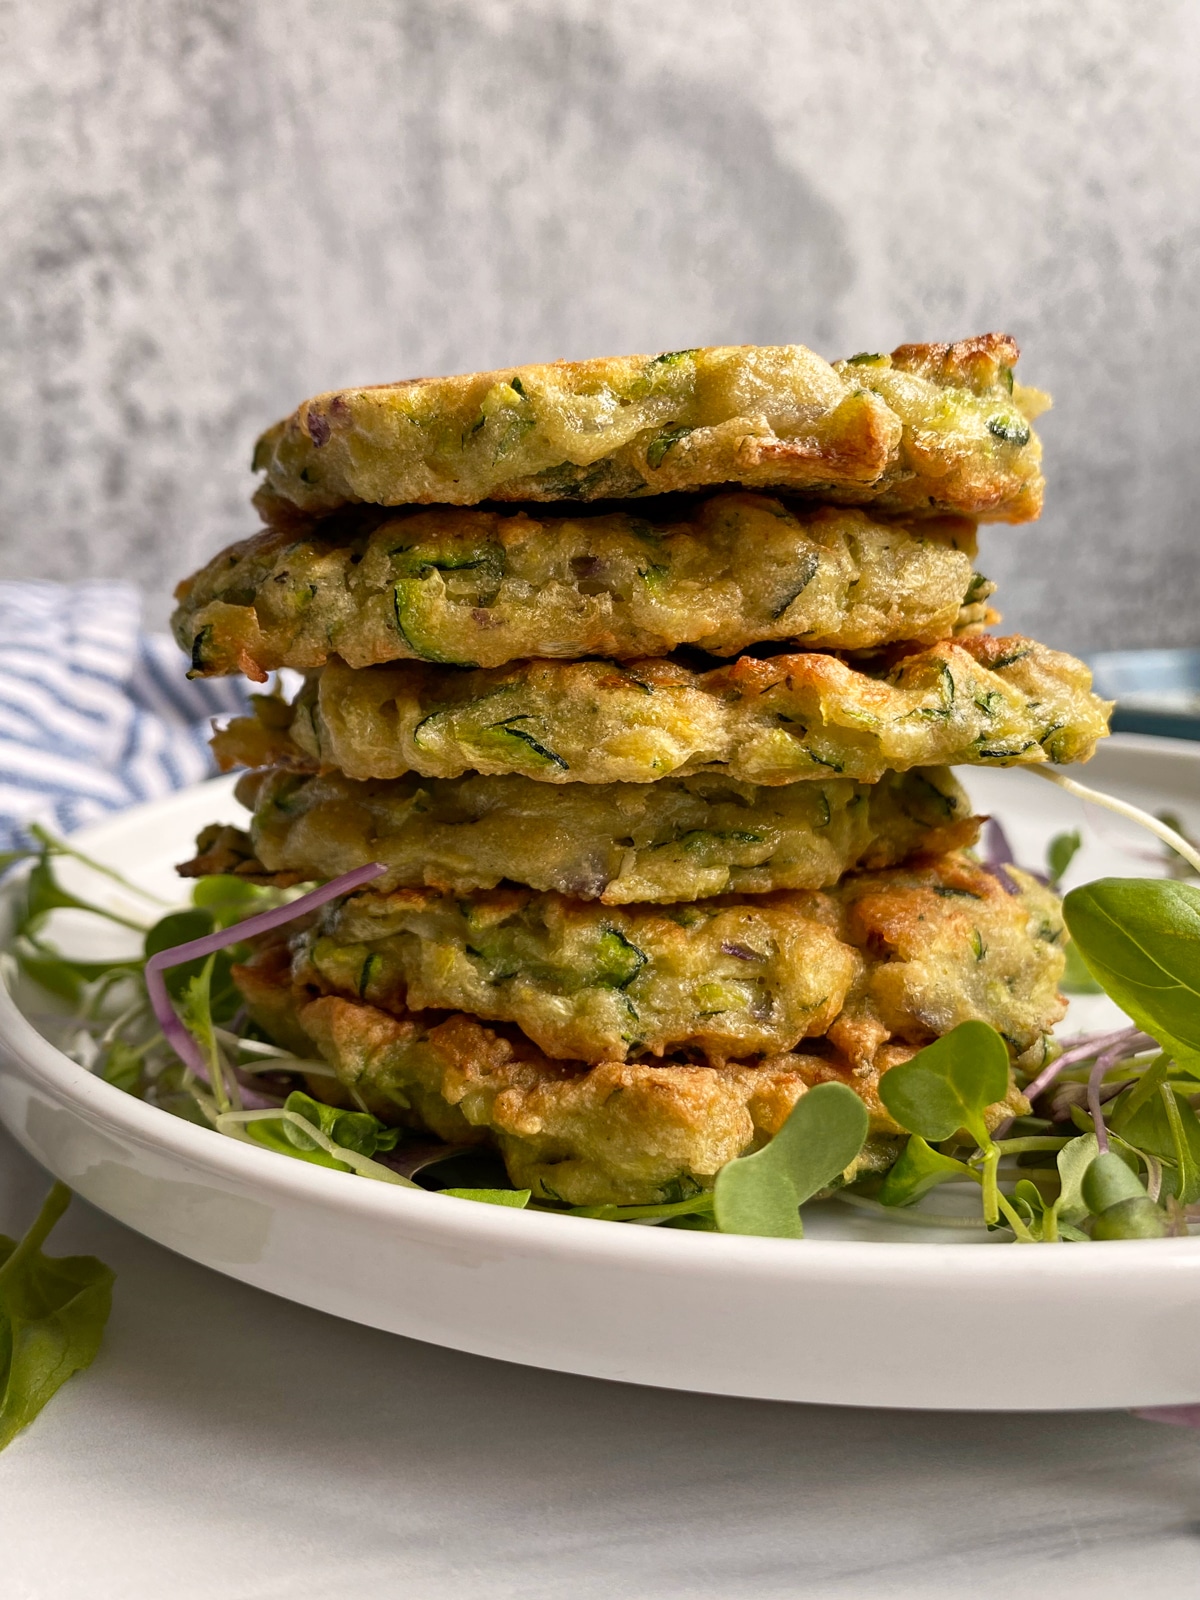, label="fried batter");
[236,953,905,1206]
[179,765,979,903]
[827,859,1067,1070]
[251,334,1047,522]
[211,636,1111,787]
[293,886,858,1065]
[232,850,1055,1204]
[267,853,1064,1069]
[174,495,991,680]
